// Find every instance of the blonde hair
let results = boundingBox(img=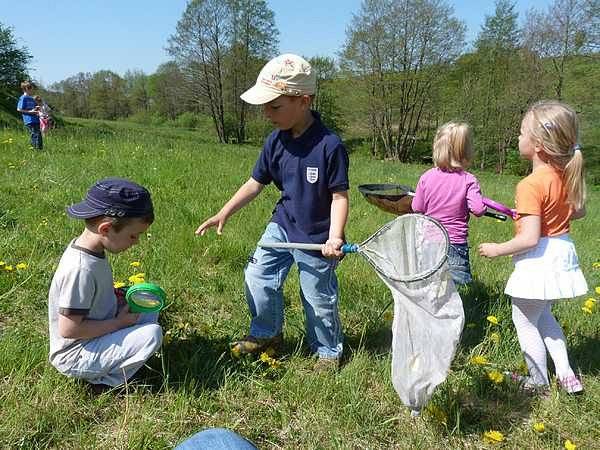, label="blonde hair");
[524,100,585,209]
[432,122,473,171]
